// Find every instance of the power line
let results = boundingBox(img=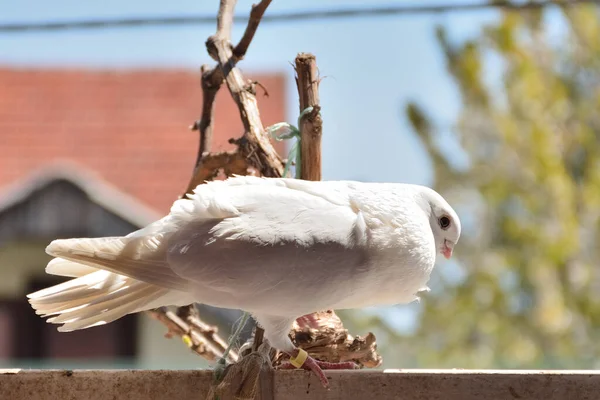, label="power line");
[1,0,598,34]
